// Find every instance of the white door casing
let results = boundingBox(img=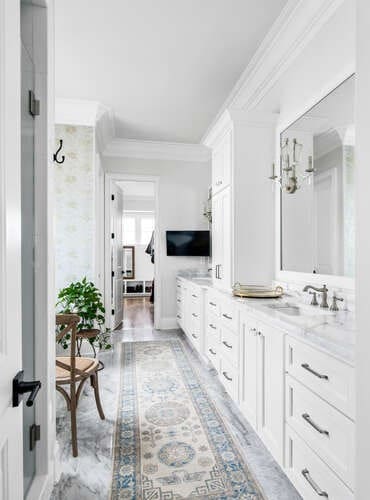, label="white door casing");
[0,1,24,498]
[111,184,123,329]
